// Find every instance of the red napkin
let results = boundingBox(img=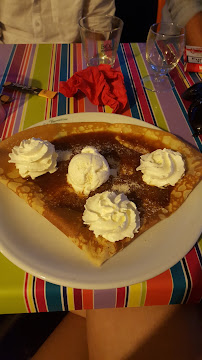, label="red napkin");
[59,64,128,113]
